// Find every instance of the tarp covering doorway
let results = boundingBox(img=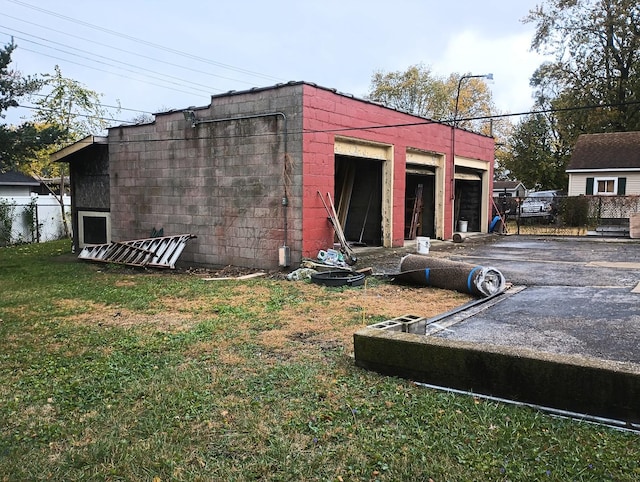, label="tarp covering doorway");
[335,155,383,247]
